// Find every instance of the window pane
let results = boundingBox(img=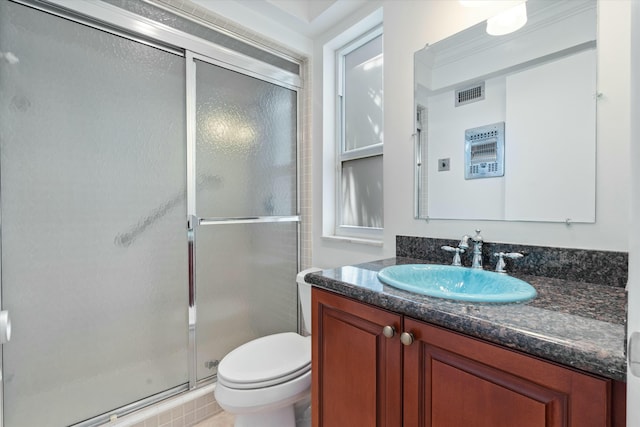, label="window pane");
[341,155,383,228]
[344,34,383,152]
